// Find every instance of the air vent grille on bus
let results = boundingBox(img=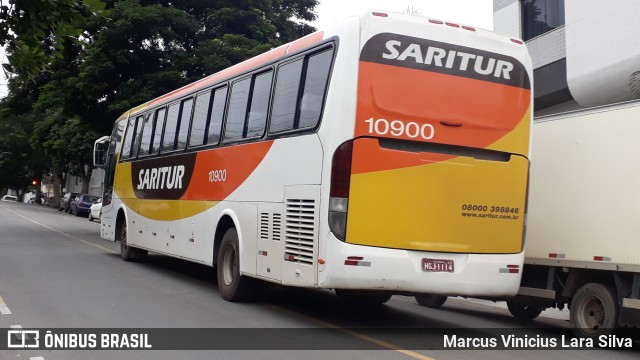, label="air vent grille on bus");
[272,213,282,241]
[260,213,269,240]
[260,212,282,241]
[284,199,316,265]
